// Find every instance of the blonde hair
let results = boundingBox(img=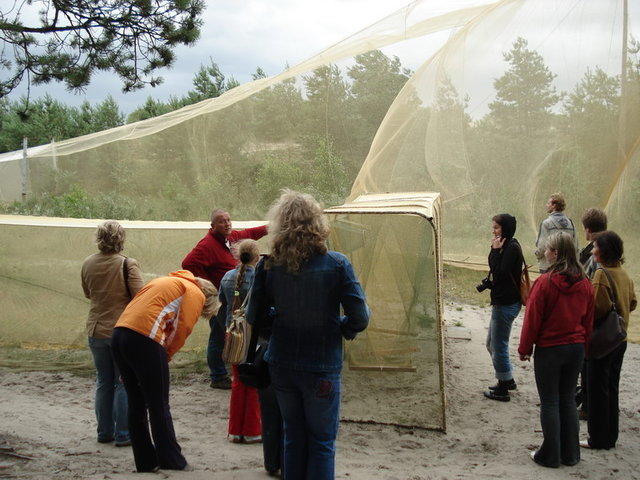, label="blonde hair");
[267,189,328,273]
[195,277,219,318]
[96,220,126,254]
[547,232,584,278]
